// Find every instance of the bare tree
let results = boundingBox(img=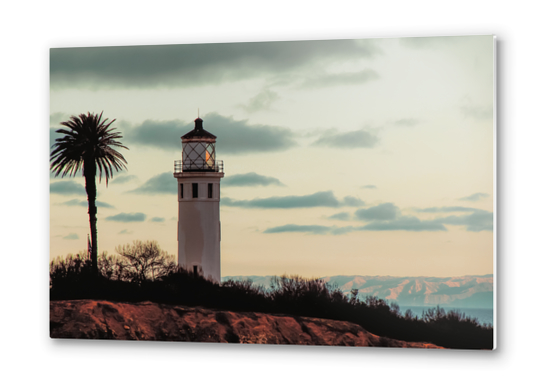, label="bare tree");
[115,240,176,283]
